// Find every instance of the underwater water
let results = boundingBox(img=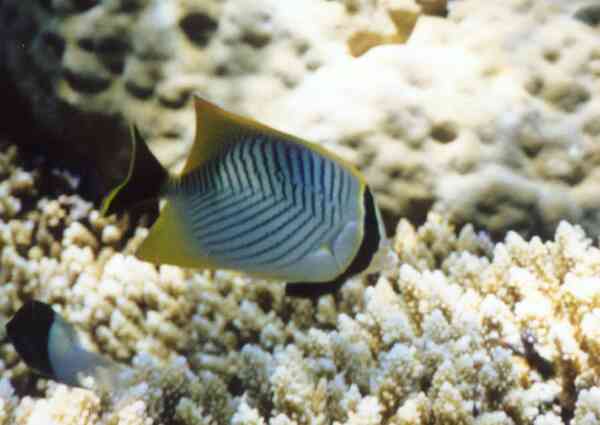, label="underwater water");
[1,0,600,424]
